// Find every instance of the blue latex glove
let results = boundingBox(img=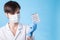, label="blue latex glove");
[27,23,37,36]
